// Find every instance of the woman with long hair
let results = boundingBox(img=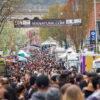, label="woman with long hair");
[63,85,84,100]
